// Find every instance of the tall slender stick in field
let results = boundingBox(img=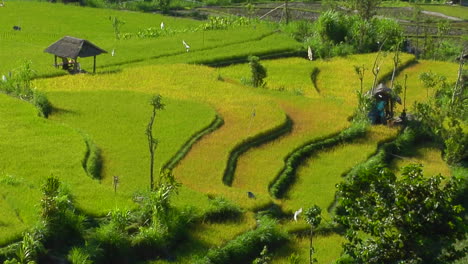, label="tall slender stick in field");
[390,41,401,89]
[146,95,165,191]
[354,65,366,111]
[452,49,466,107]
[403,74,408,112]
[371,40,387,94]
